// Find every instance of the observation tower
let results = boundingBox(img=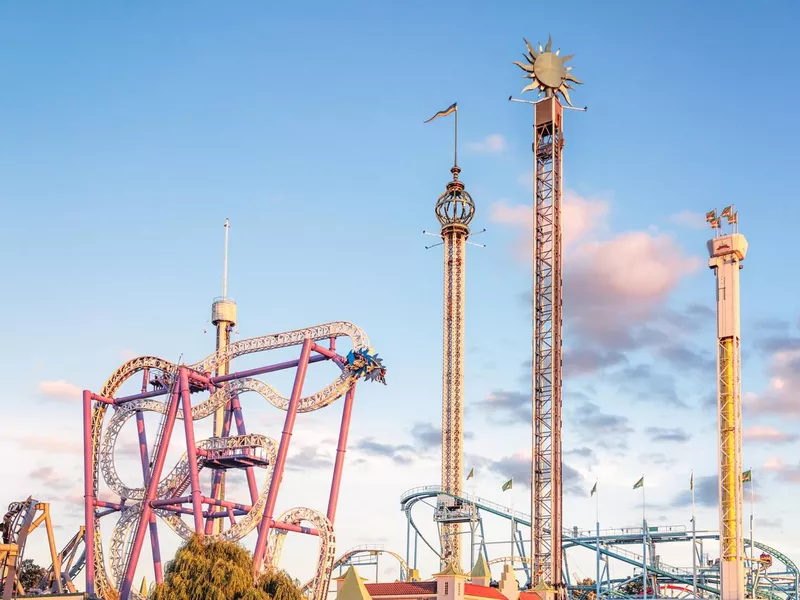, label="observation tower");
[424,103,477,569]
[511,36,583,597]
[706,206,747,600]
[210,218,237,533]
